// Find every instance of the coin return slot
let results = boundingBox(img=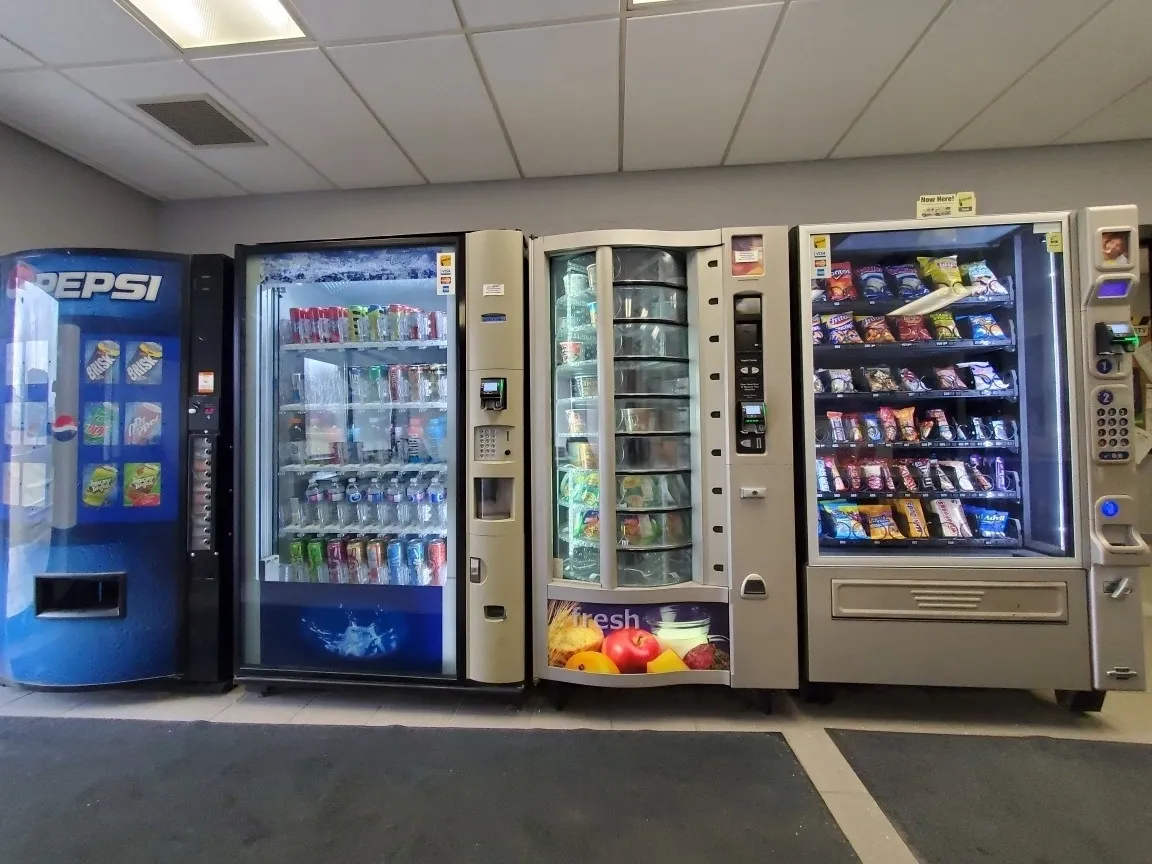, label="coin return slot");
[35,573,125,619]
[475,477,514,521]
